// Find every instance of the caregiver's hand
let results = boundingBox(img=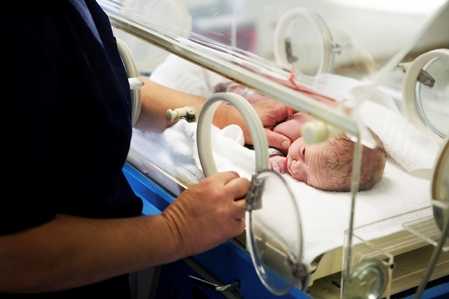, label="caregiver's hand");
[215,101,292,152]
[214,83,294,152]
[162,171,248,257]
